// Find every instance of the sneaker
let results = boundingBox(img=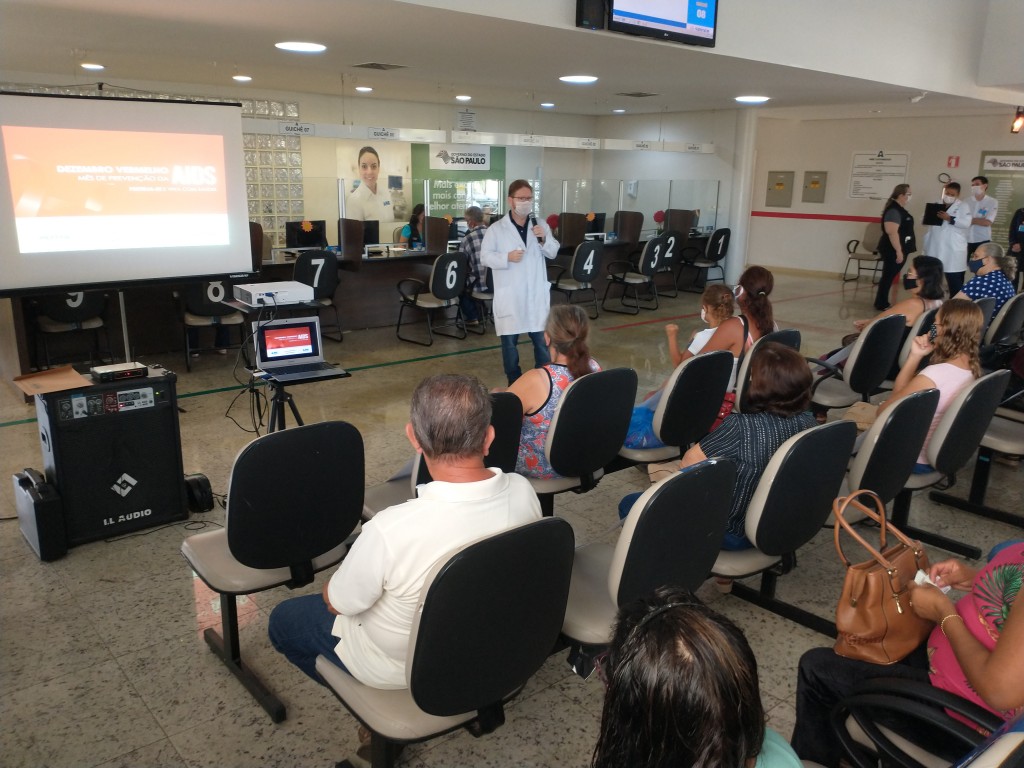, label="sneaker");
[190,352,200,359]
